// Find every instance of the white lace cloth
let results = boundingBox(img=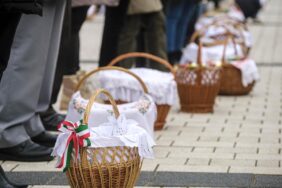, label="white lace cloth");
[65,91,157,138]
[198,25,252,48]
[180,42,244,65]
[231,58,260,87]
[96,68,178,105]
[52,115,155,161]
[195,10,252,48]
[195,7,245,31]
[227,6,245,22]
